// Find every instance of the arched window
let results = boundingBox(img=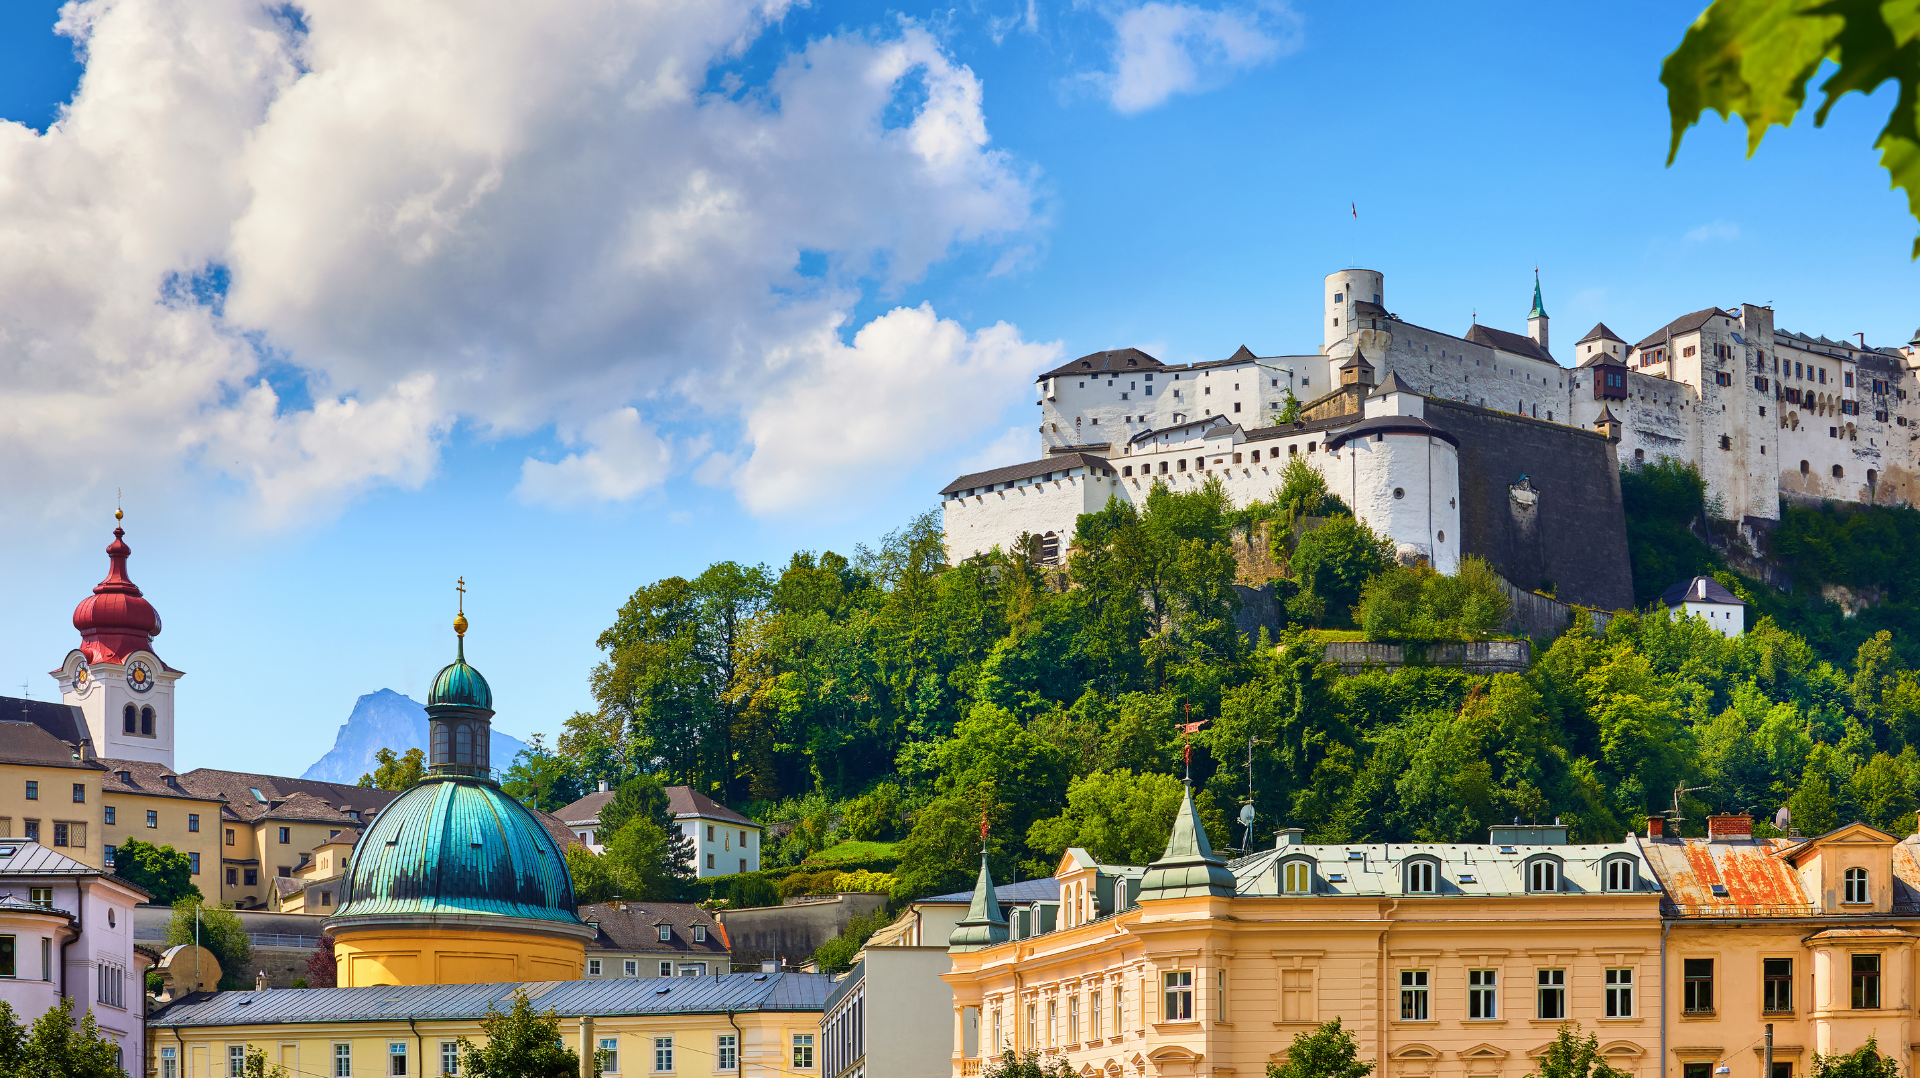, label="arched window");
[1603,857,1636,892]
[1833,464,1845,479]
[1845,867,1869,904]
[1527,859,1561,893]
[1282,859,1312,895]
[1405,859,1437,894]
[432,723,449,762]
[455,724,472,765]
[1801,460,1811,474]
[139,706,154,736]
[122,705,136,734]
